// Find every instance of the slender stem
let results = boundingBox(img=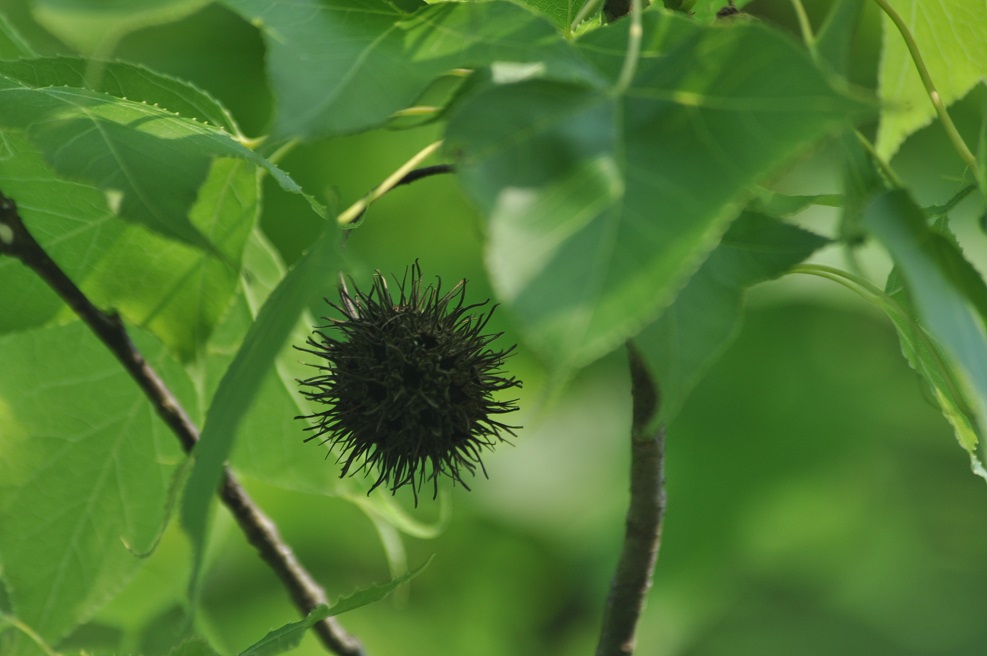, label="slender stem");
[855,130,905,188]
[871,0,978,174]
[0,191,364,656]
[337,140,446,227]
[596,342,666,656]
[613,0,643,95]
[789,0,817,59]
